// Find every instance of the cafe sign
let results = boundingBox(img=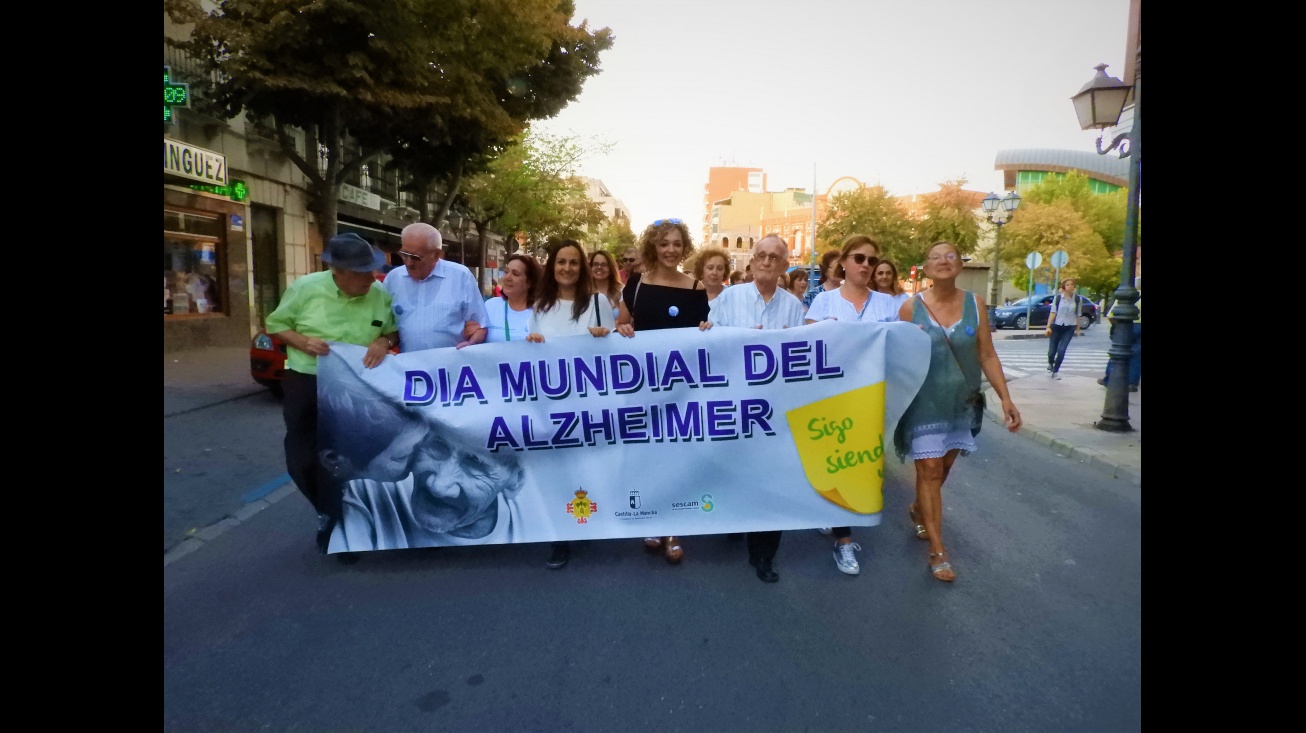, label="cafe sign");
[164,137,228,186]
